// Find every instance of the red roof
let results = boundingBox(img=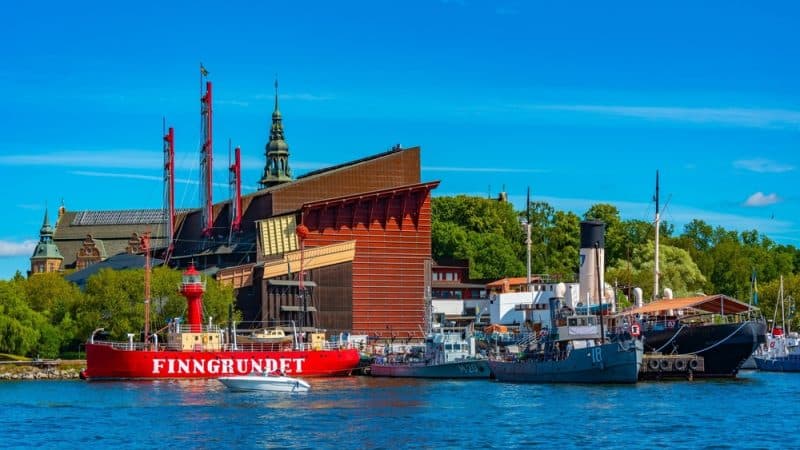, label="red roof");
[621,294,756,315]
